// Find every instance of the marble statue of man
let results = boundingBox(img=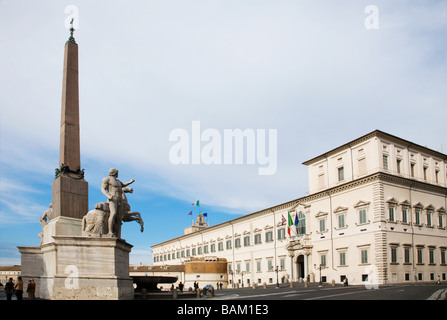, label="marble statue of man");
[101,168,135,237]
